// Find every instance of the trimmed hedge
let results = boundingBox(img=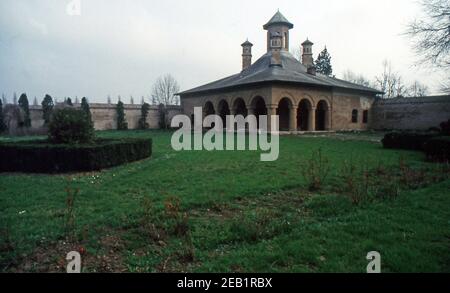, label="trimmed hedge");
[381,132,436,151]
[0,138,152,173]
[423,137,450,162]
